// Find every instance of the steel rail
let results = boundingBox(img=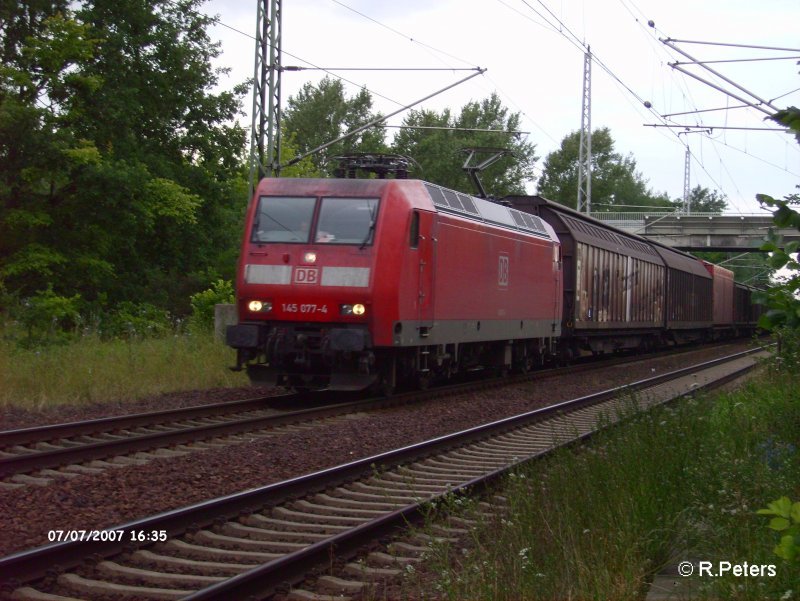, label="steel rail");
[185,347,766,600]
[0,347,764,594]
[0,342,746,479]
[0,394,298,448]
